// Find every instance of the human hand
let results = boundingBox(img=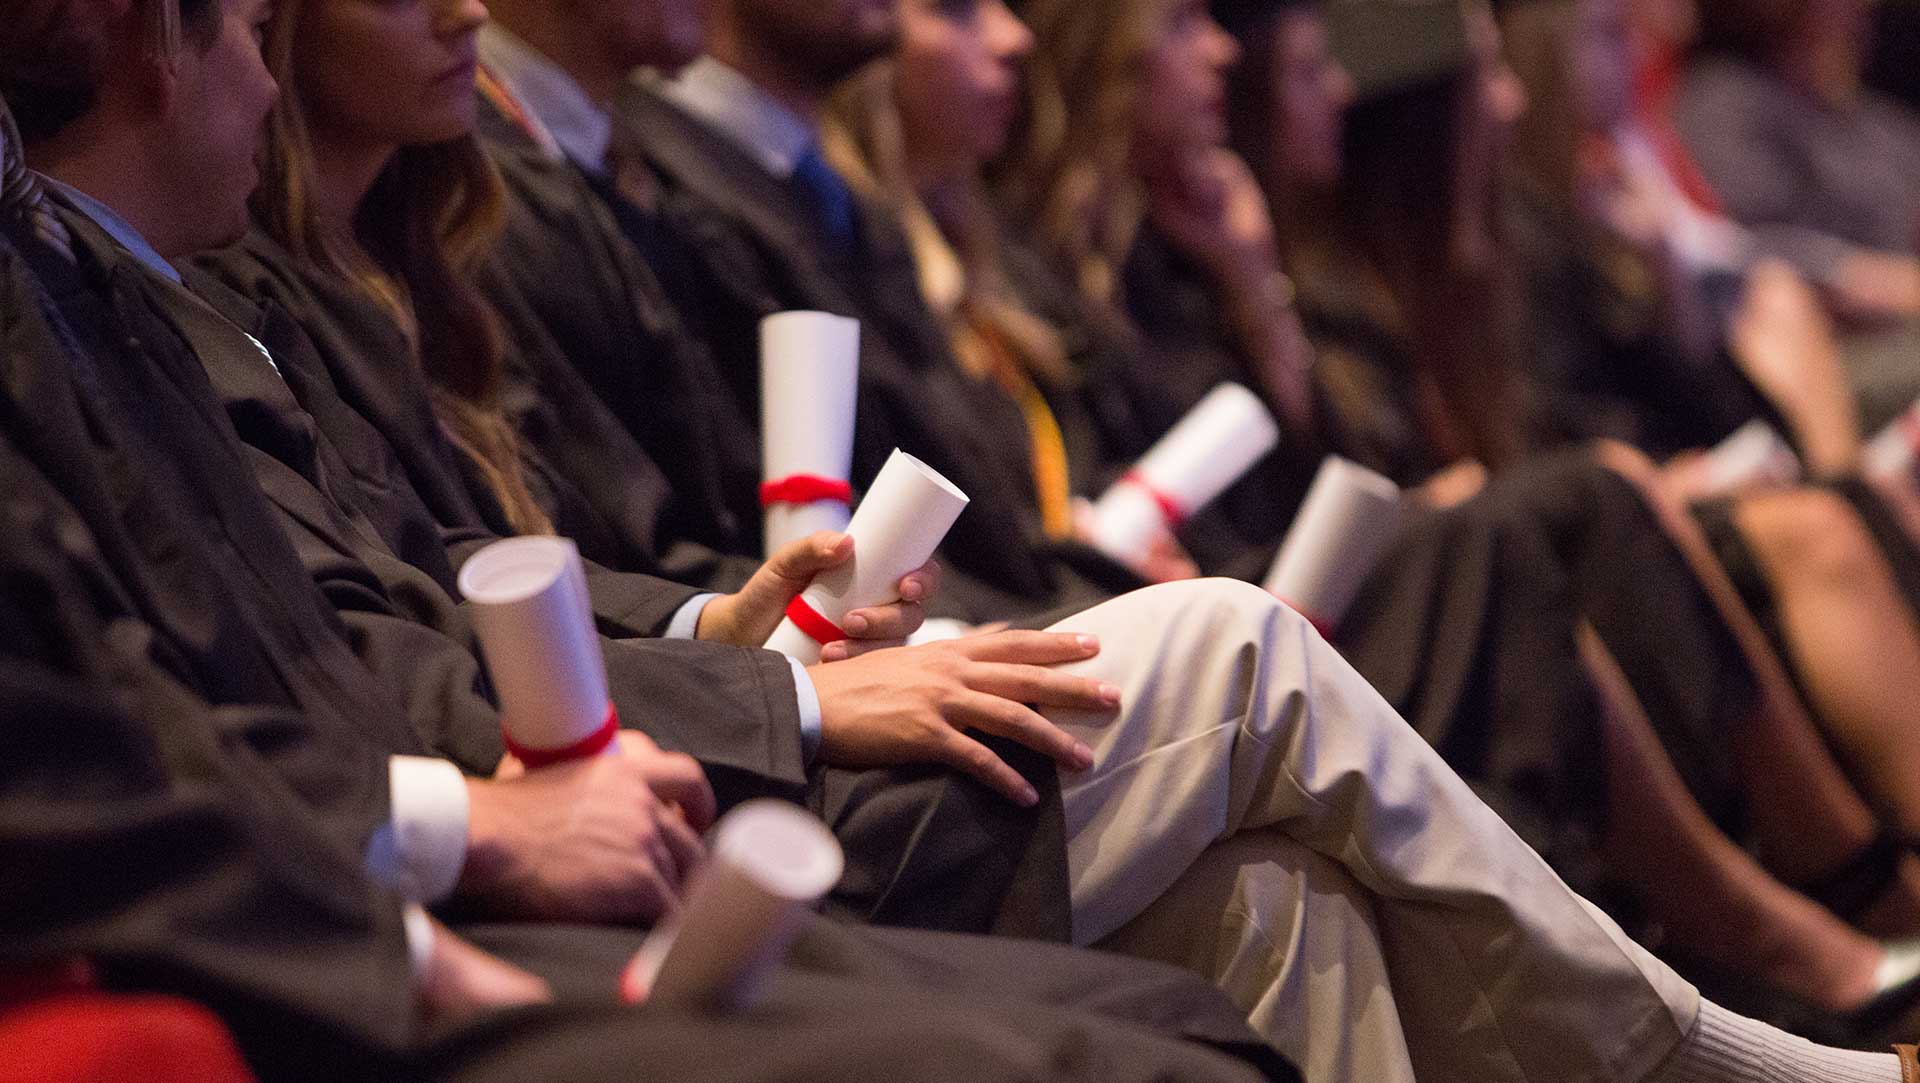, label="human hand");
[416,917,552,1028]
[806,632,1120,806]
[461,736,709,923]
[697,532,938,657]
[1147,146,1281,294]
